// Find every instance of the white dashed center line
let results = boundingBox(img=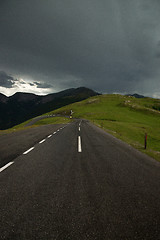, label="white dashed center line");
[47,135,52,138]
[78,136,82,153]
[39,139,46,144]
[0,125,69,174]
[23,147,35,155]
[0,162,14,173]
[79,127,80,131]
